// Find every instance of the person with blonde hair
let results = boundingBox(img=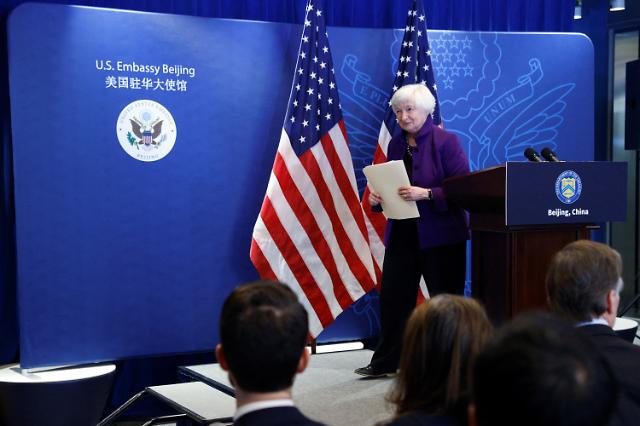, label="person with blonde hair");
[384,295,492,425]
